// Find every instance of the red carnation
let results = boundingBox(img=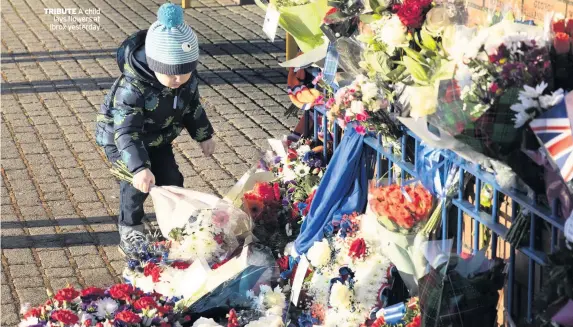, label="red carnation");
[143,262,162,283]
[407,315,421,327]
[157,305,173,316]
[84,319,92,327]
[108,284,134,301]
[171,261,191,270]
[115,310,142,324]
[23,307,42,319]
[52,310,79,325]
[372,316,386,327]
[287,149,298,161]
[133,296,158,310]
[277,256,290,271]
[554,32,571,54]
[80,287,105,298]
[553,19,566,33]
[273,183,281,202]
[348,238,368,259]
[54,287,80,302]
